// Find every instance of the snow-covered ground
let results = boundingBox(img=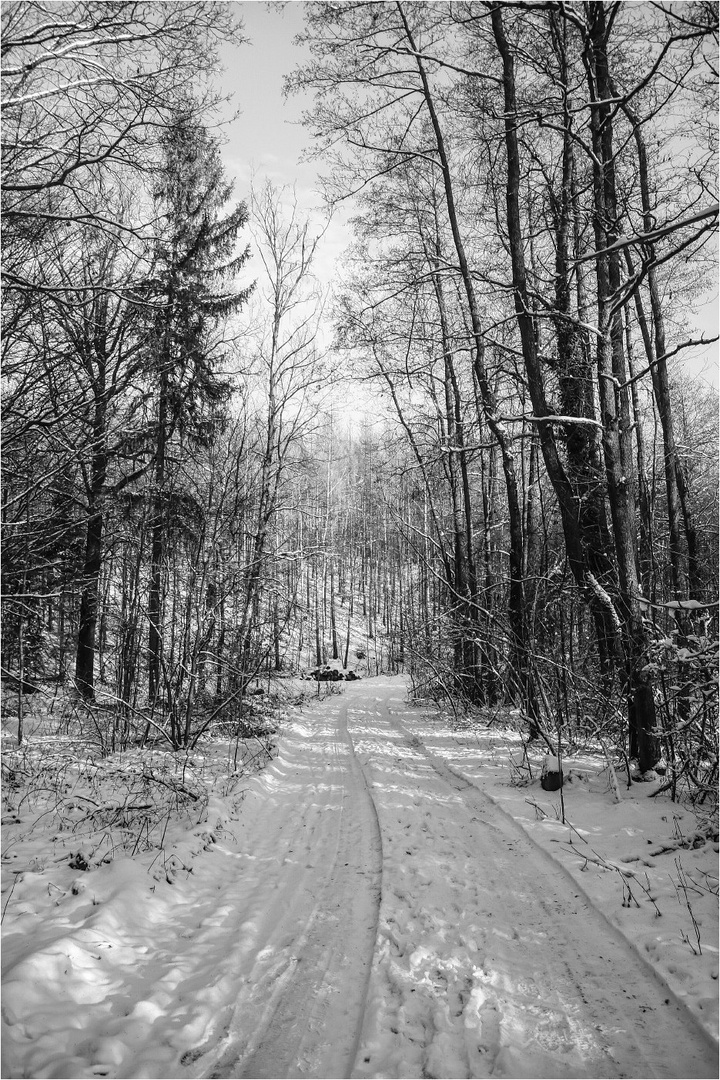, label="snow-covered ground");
[2,676,717,1079]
